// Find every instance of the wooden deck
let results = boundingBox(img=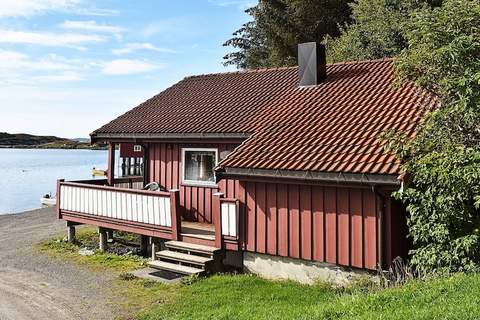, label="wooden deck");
[181,221,215,241]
